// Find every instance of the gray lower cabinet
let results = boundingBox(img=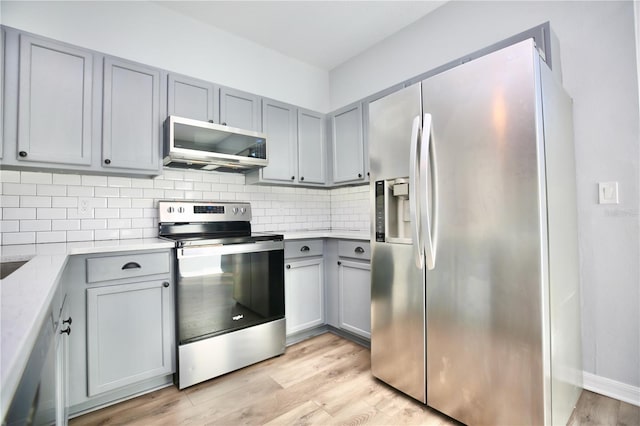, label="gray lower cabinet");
[337,259,371,339]
[102,57,161,172]
[16,33,93,166]
[284,240,325,336]
[167,73,218,123]
[329,102,366,184]
[86,279,173,396]
[65,249,174,415]
[219,87,261,131]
